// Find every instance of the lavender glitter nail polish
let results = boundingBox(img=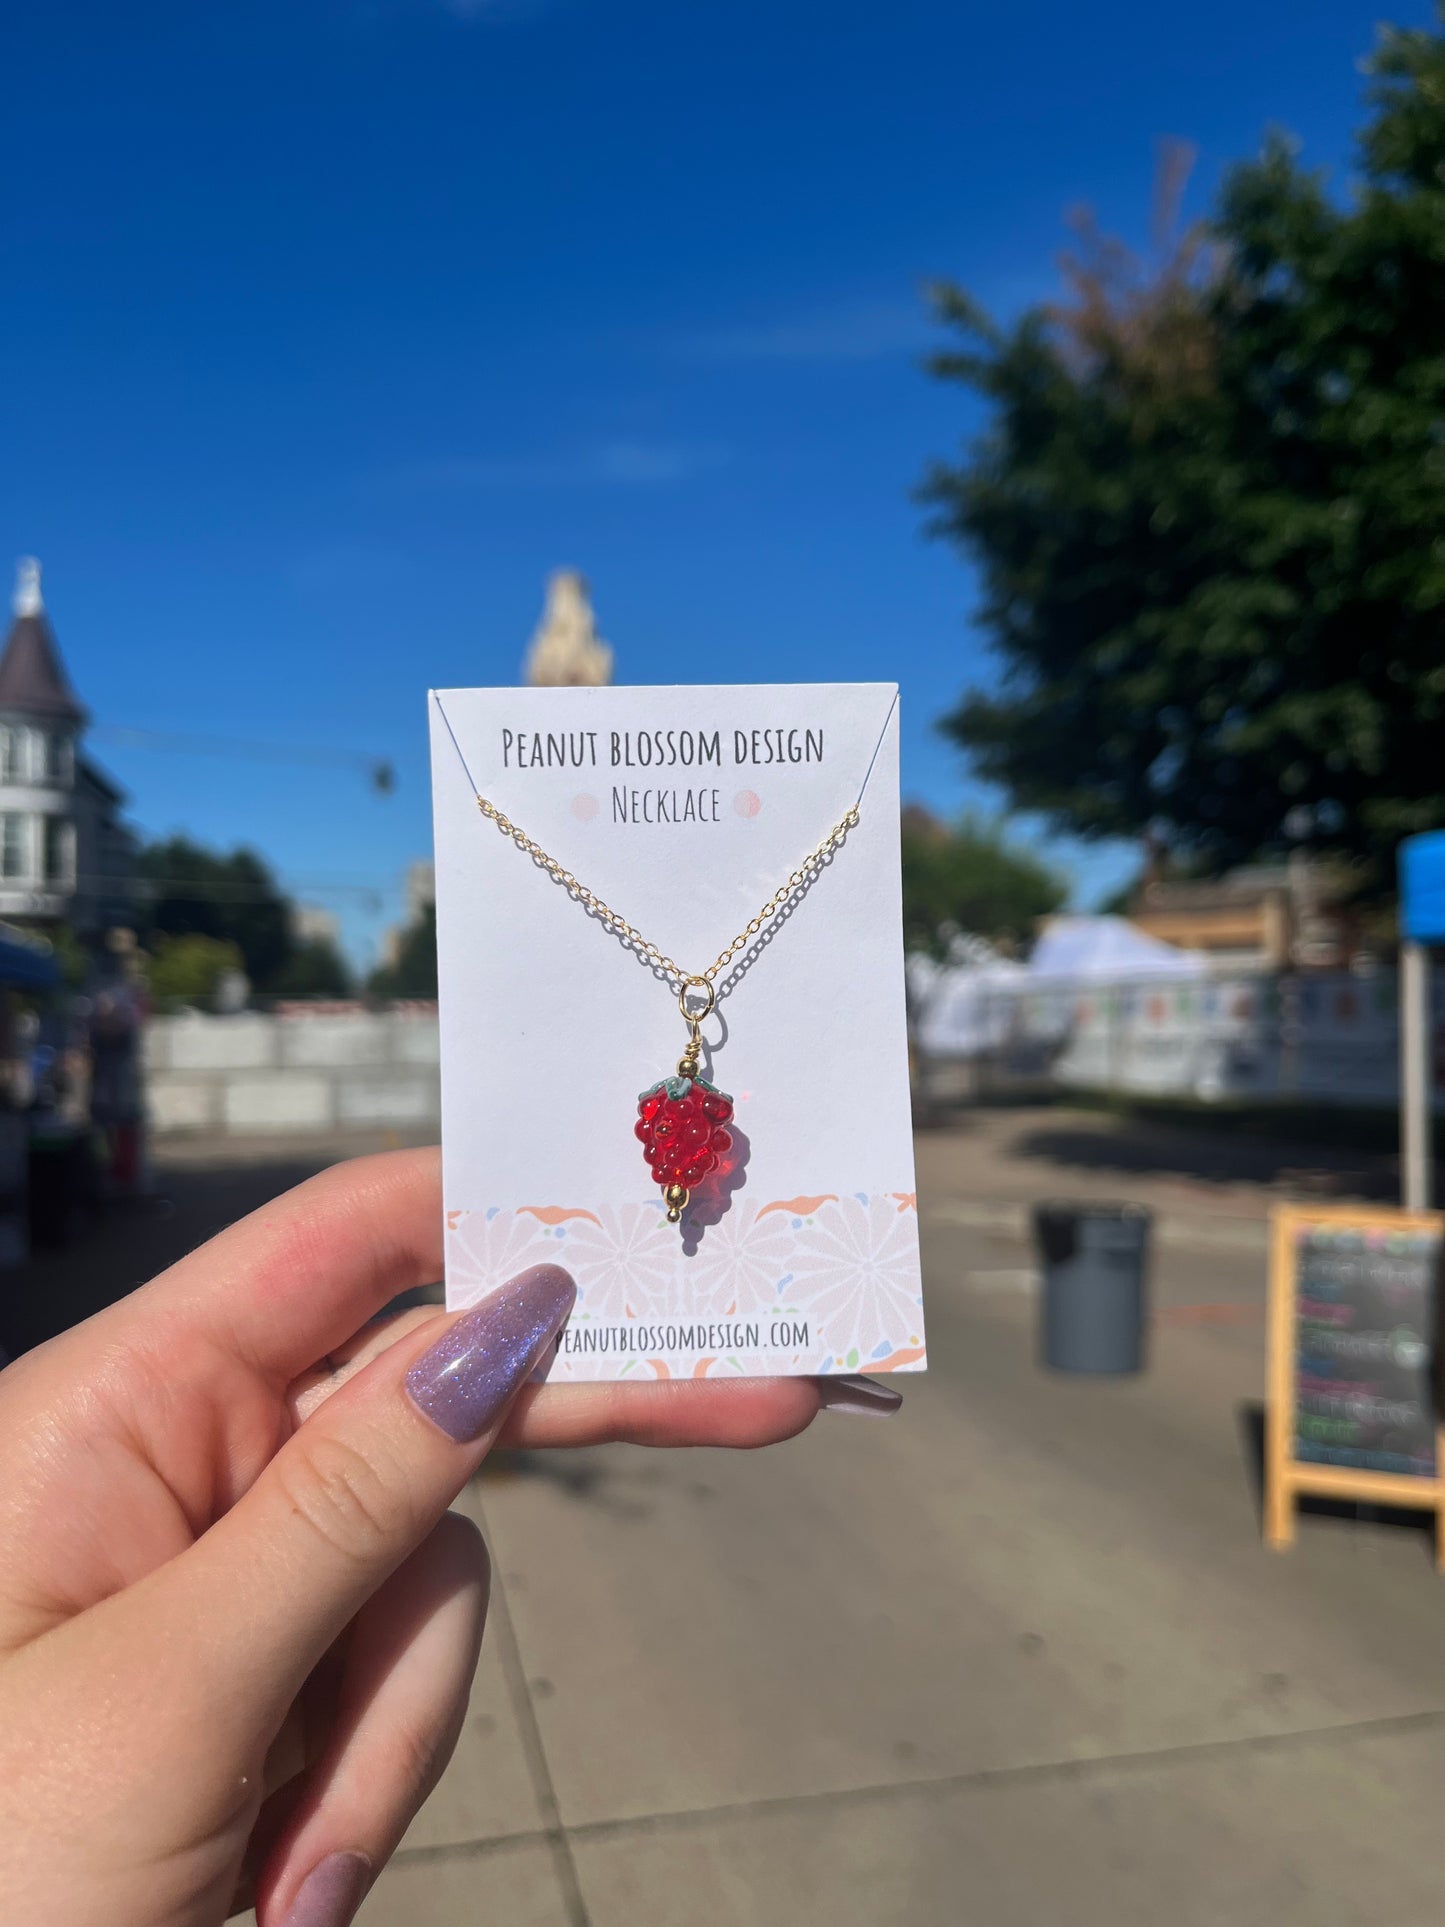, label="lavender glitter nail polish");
[277,1851,370,1927]
[405,1263,575,1442]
